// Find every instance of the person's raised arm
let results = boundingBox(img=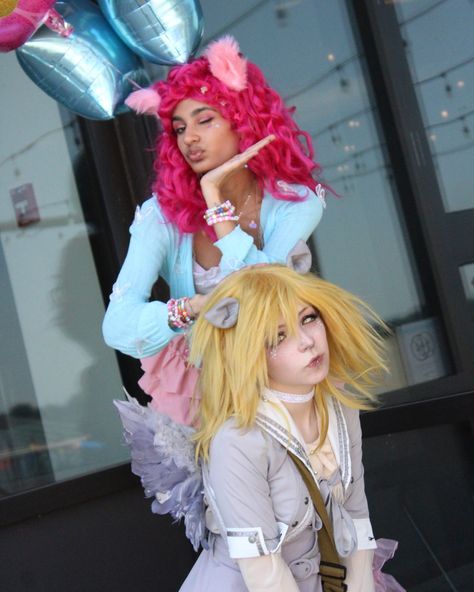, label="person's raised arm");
[215,185,323,273]
[199,135,276,242]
